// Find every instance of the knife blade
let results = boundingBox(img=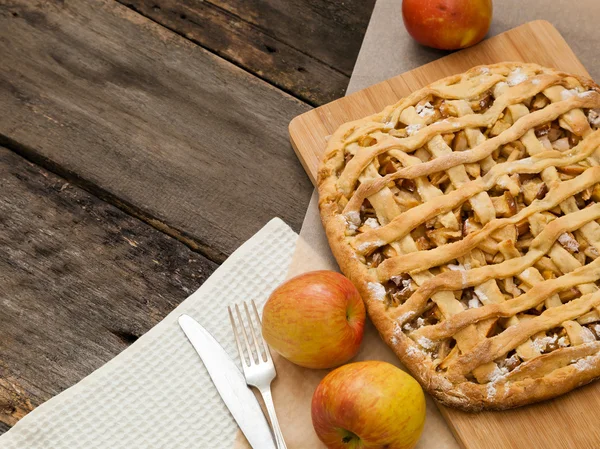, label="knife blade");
[178,314,276,449]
